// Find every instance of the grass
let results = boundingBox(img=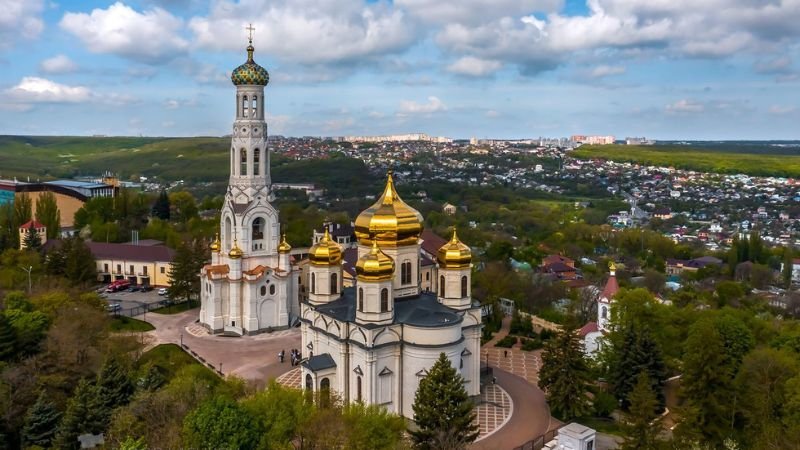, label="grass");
[110,315,155,332]
[151,300,198,314]
[575,416,625,436]
[138,343,211,380]
[571,144,800,178]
